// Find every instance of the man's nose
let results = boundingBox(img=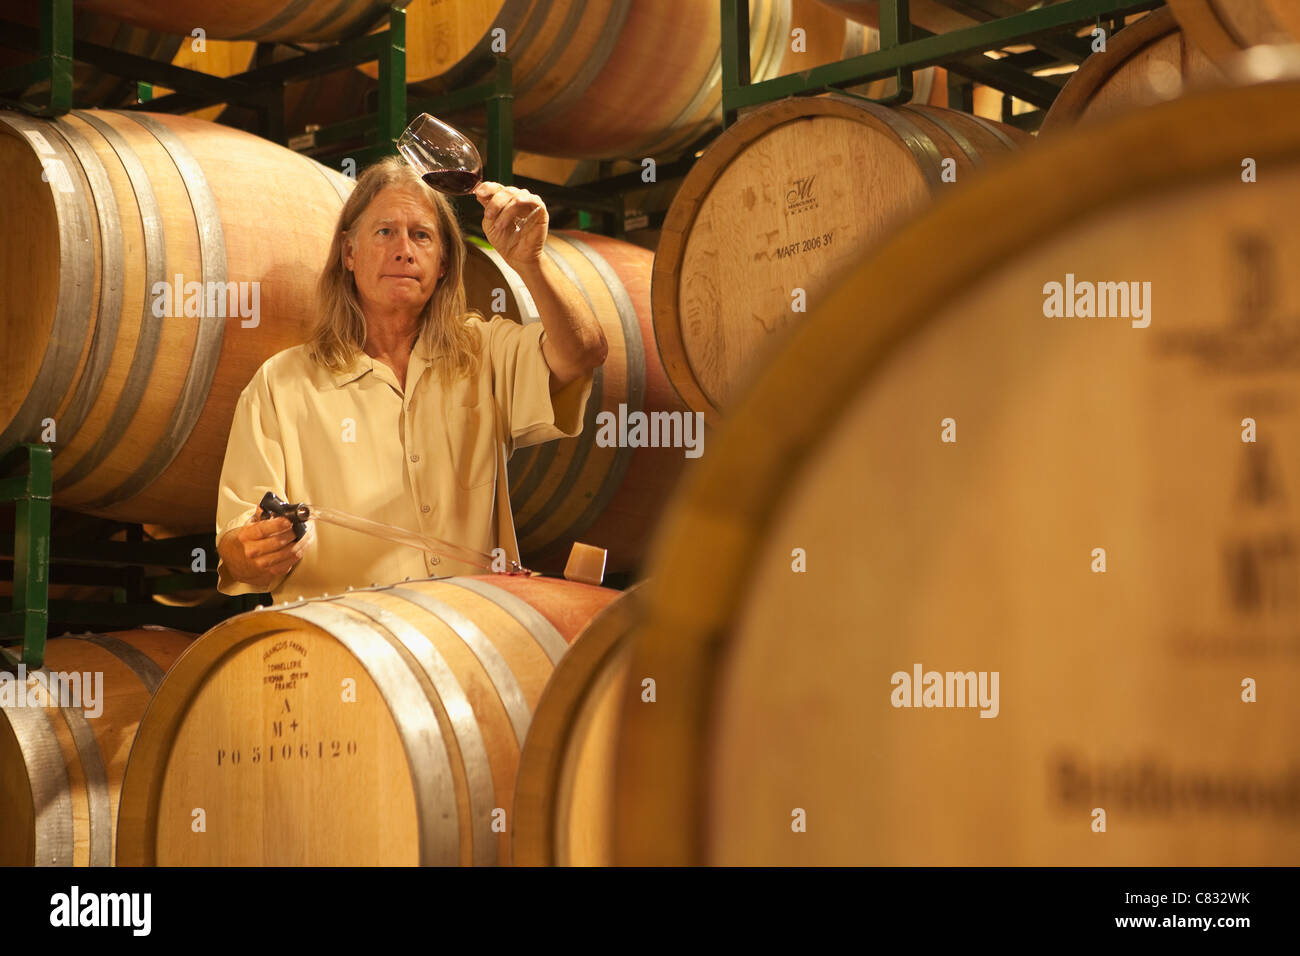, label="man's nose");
[393,232,415,263]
